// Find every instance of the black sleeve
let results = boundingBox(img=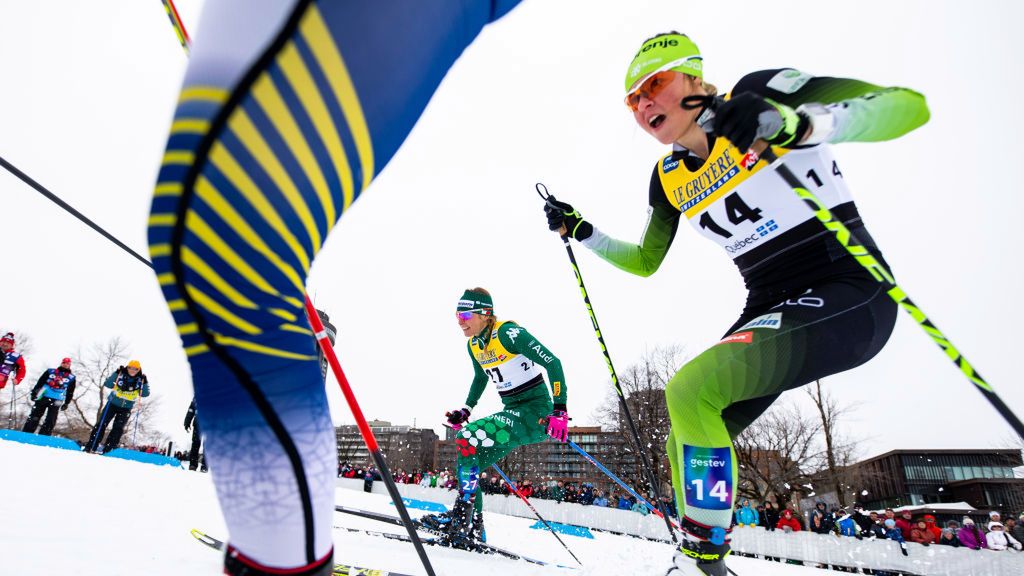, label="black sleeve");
[31,372,47,398]
[184,398,196,428]
[64,377,76,404]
